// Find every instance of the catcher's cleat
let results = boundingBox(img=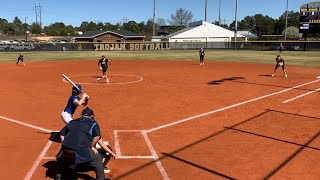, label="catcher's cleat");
[104,167,110,173]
